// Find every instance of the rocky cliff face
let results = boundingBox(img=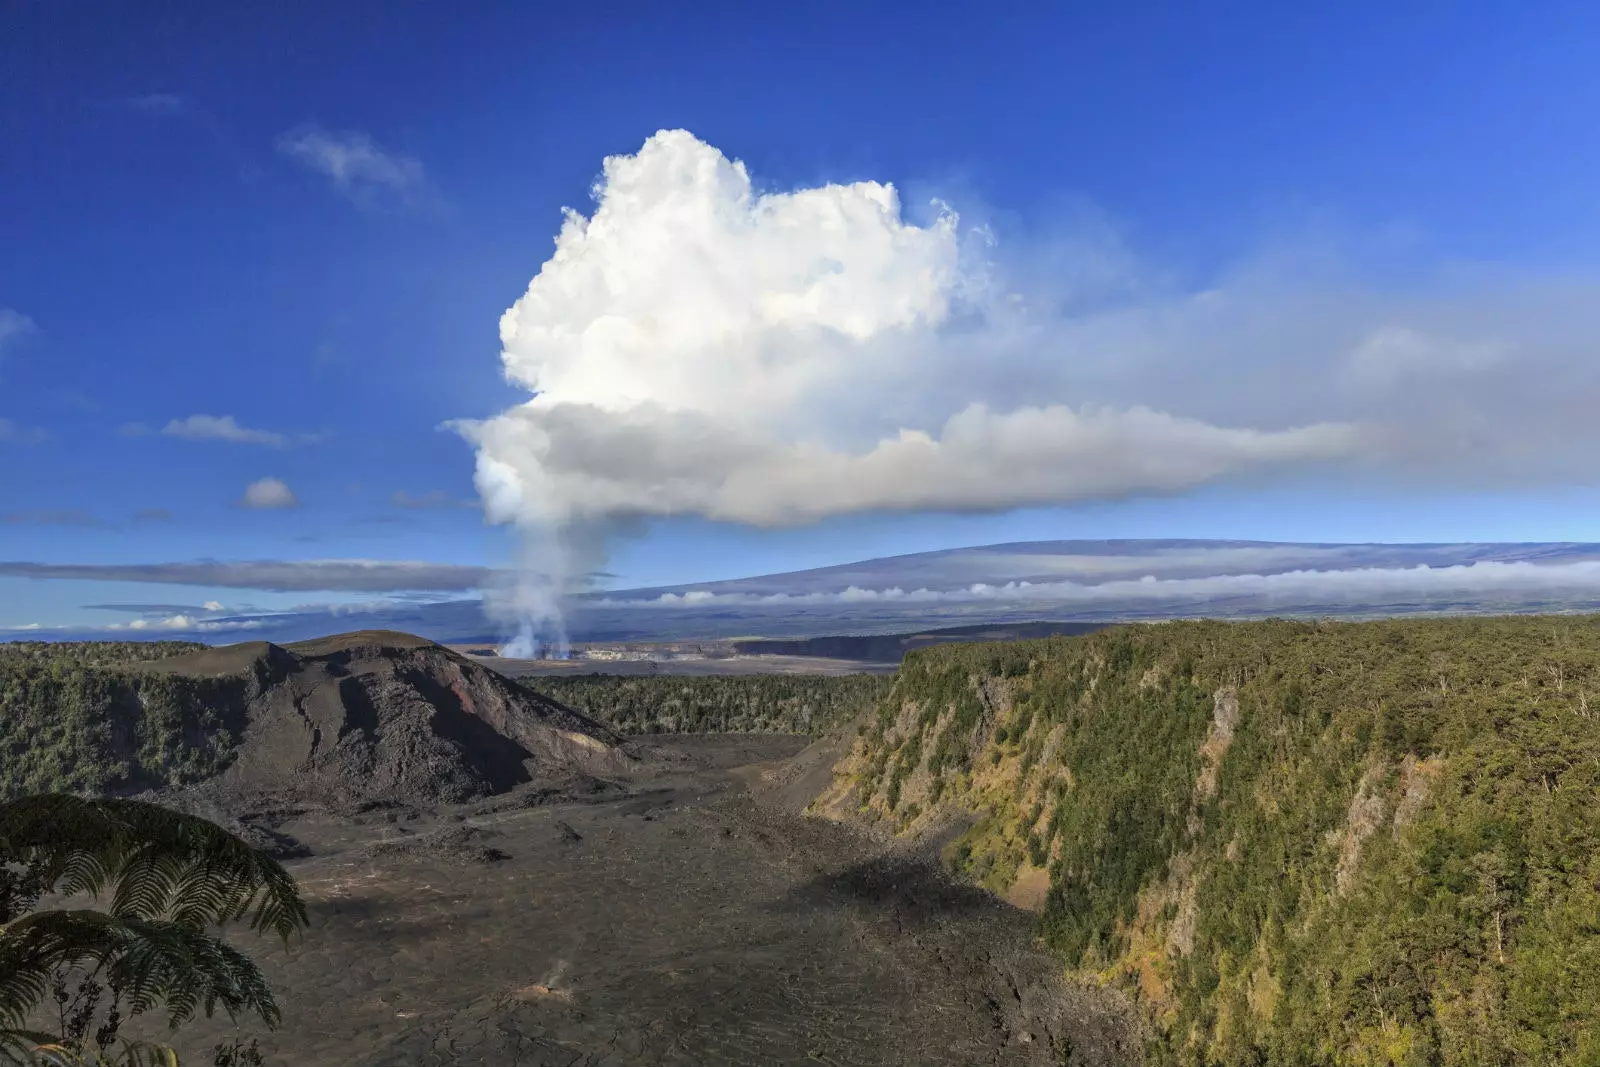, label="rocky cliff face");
[131,630,627,809]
